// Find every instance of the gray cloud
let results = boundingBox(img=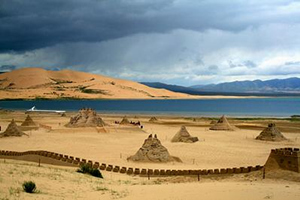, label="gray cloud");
[228,60,257,68]
[1,0,300,85]
[1,0,300,52]
[285,61,300,65]
[0,65,16,71]
[243,60,257,68]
